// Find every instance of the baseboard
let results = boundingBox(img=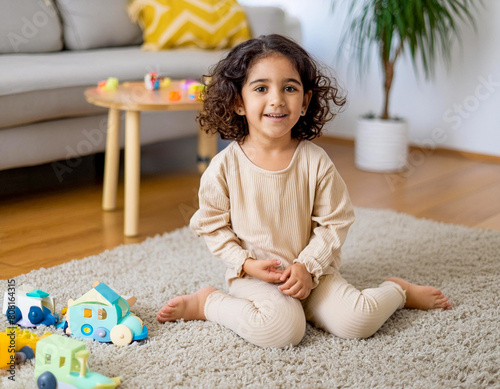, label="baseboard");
[320,135,500,163]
